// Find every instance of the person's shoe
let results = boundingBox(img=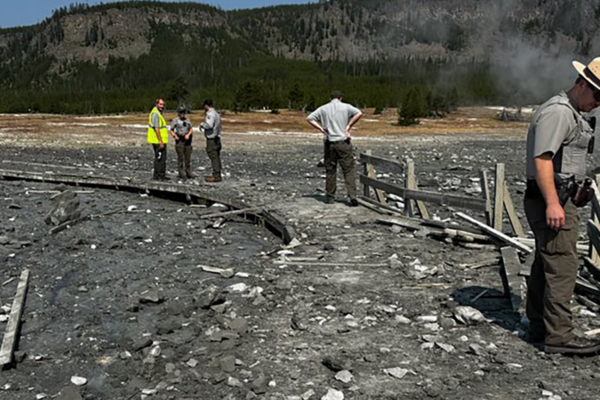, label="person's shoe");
[178,174,187,180]
[326,197,335,204]
[544,336,600,355]
[349,198,359,207]
[205,176,222,183]
[187,173,197,179]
